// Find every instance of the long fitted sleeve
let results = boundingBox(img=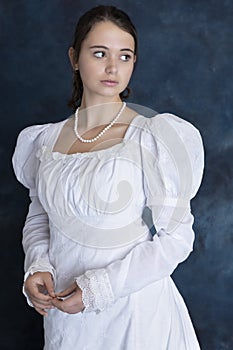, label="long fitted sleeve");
[22,195,55,279]
[12,124,55,304]
[75,113,205,313]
